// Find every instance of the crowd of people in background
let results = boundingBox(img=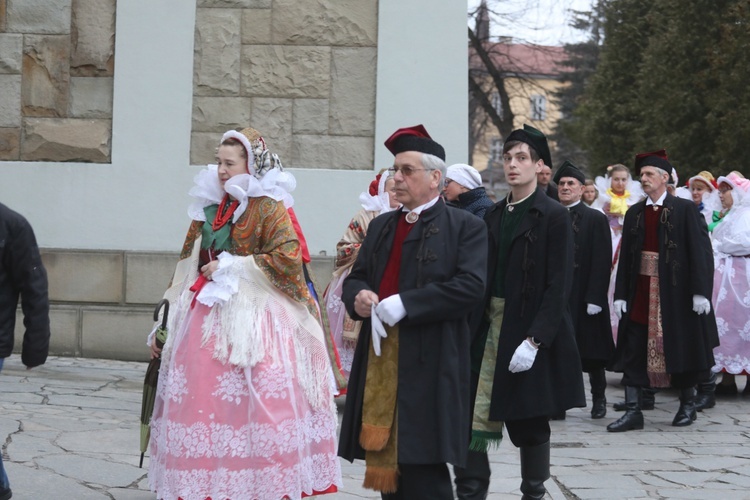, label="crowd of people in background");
[319,124,745,500]
[3,118,745,500]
